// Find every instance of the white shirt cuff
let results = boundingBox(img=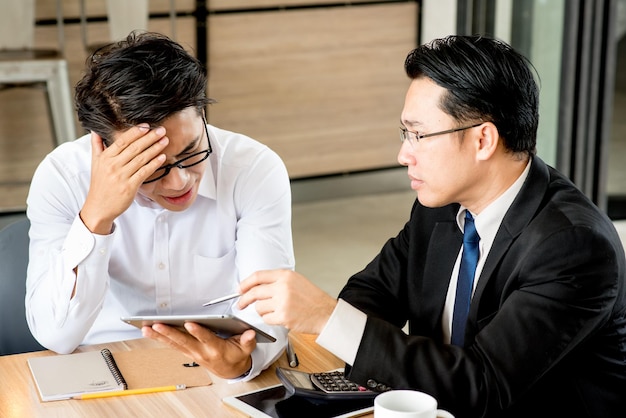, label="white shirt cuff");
[316,299,367,366]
